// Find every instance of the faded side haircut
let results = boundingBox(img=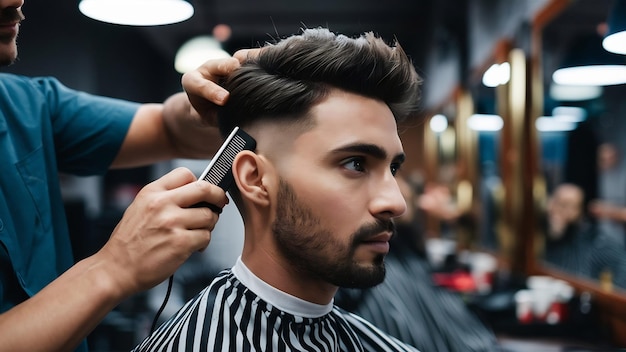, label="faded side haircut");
[217,27,422,137]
